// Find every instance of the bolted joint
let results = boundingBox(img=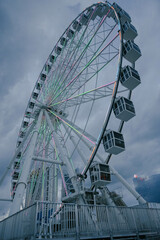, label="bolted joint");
[77,173,87,180]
